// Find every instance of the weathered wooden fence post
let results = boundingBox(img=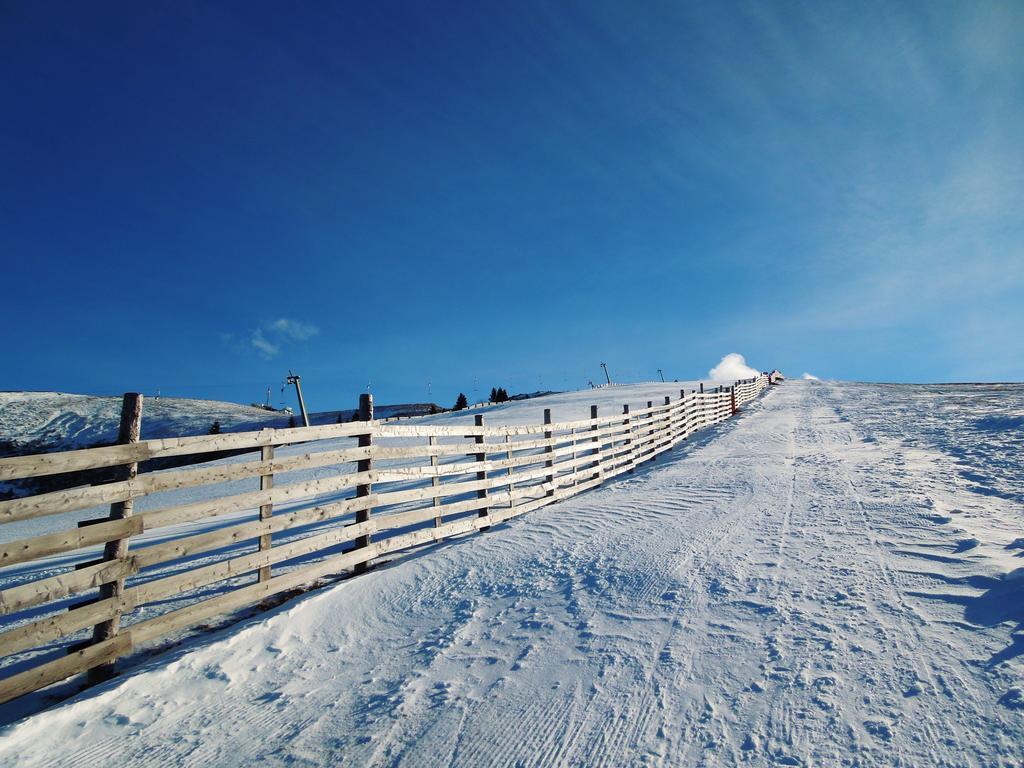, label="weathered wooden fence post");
[430,435,441,527]
[731,386,738,415]
[699,382,704,394]
[679,389,687,441]
[505,433,515,515]
[623,404,633,474]
[570,425,578,487]
[88,391,143,685]
[475,414,489,529]
[646,400,654,462]
[590,405,599,483]
[354,393,373,574]
[258,443,274,583]
[543,409,555,497]
[663,396,672,454]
